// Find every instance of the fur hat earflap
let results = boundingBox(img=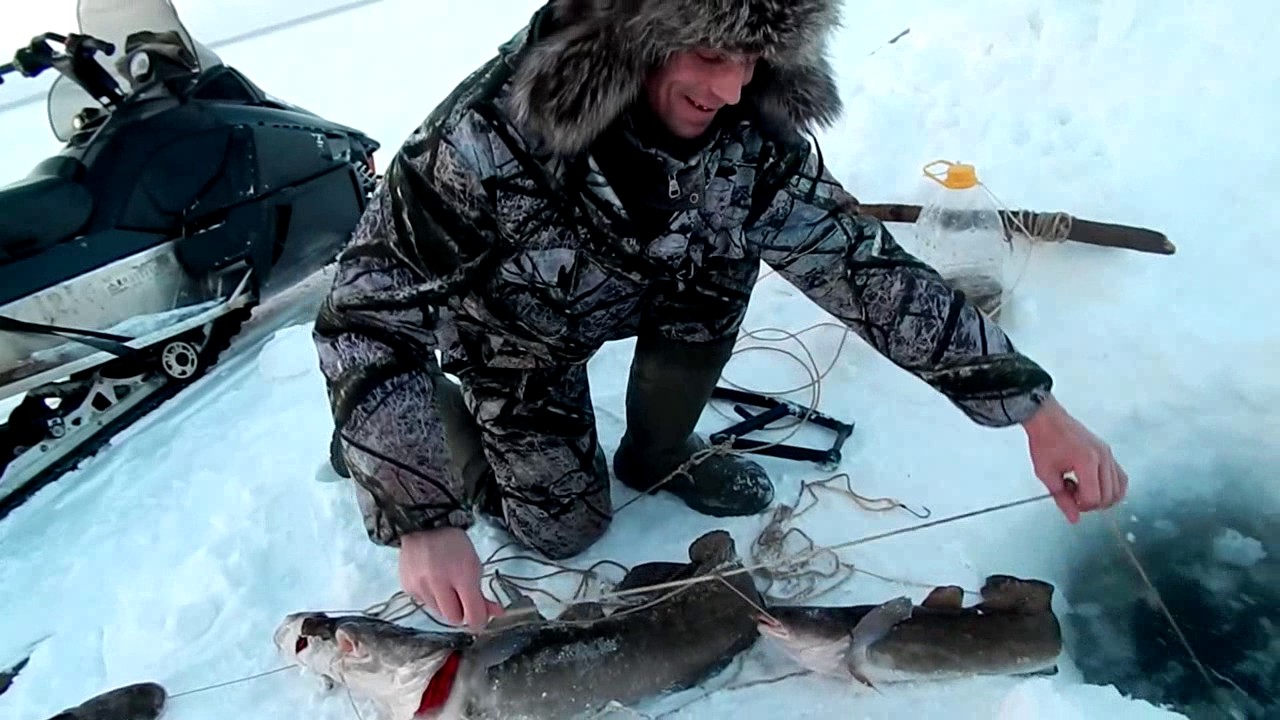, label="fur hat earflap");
[508,0,844,155]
